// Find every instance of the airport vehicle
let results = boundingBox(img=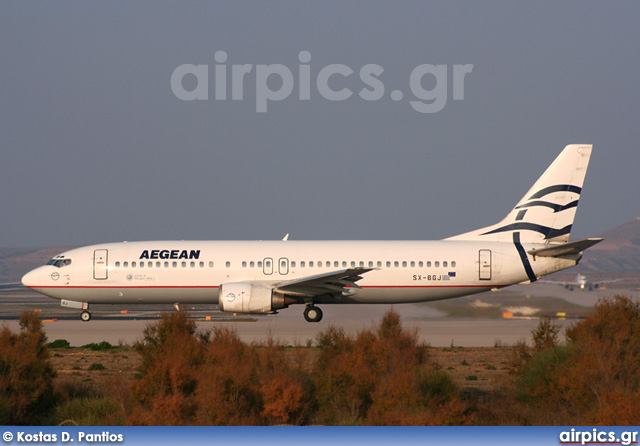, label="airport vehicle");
[22,144,601,322]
